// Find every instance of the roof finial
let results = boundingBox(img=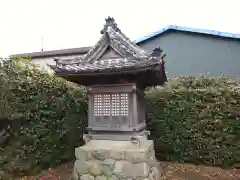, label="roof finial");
[105,16,115,26]
[100,16,119,34]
